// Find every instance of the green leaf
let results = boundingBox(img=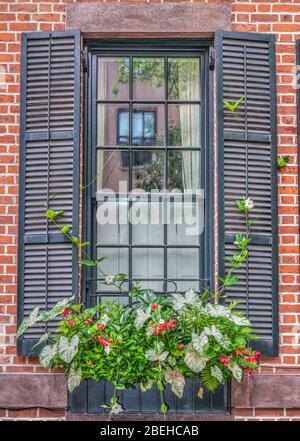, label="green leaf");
[60,224,71,234]
[170,288,198,311]
[165,367,185,399]
[78,241,90,248]
[67,364,82,392]
[192,331,209,354]
[277,155,289,169]
[184,350,207,374]
[228,362,243,383]
[79,259,97,267]
[115,273,126,281]
[32,331,52,349]
[160,403,168,414]
[140,378,154,392]
[45,209,64,221]
[95,257,106,264]
[39,343,58,367]
[58,335,79,364]
[210,365,223,383]
[17,307,40,338]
